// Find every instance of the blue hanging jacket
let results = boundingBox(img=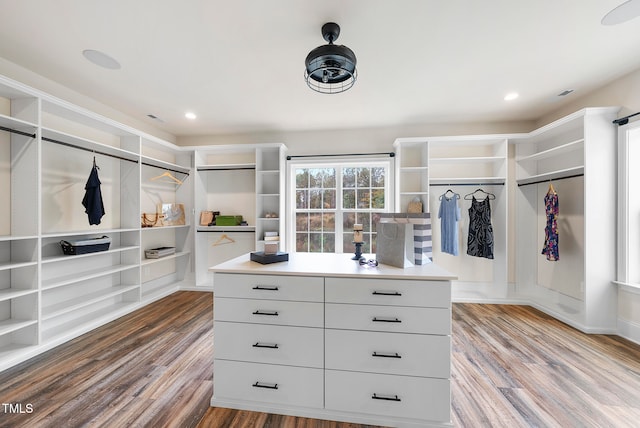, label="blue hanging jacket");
[82,165,105,225]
